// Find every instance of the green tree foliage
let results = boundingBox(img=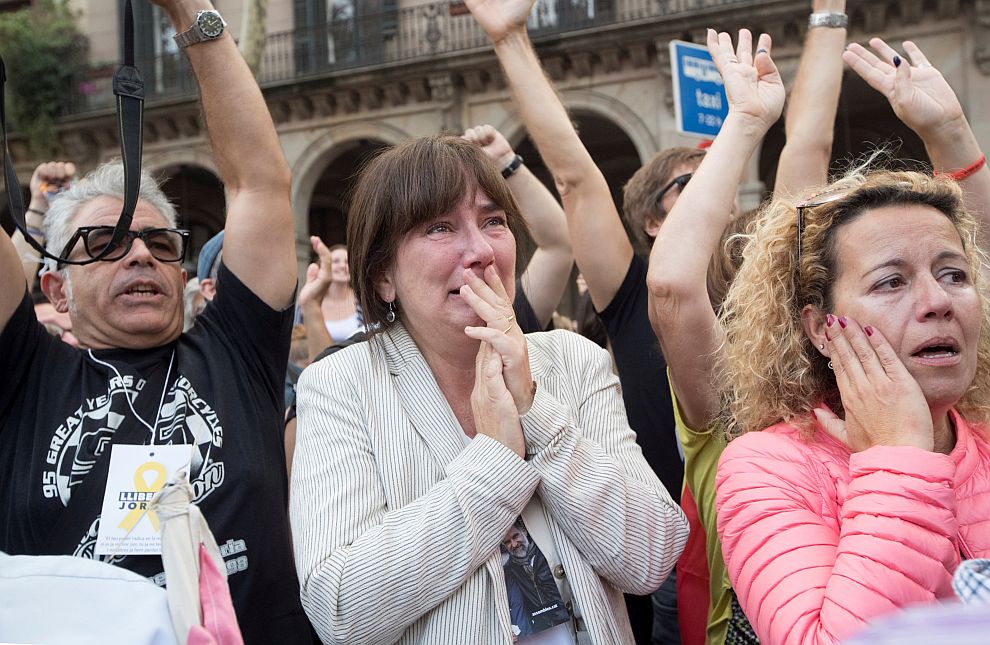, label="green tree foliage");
[0,0,87,156]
